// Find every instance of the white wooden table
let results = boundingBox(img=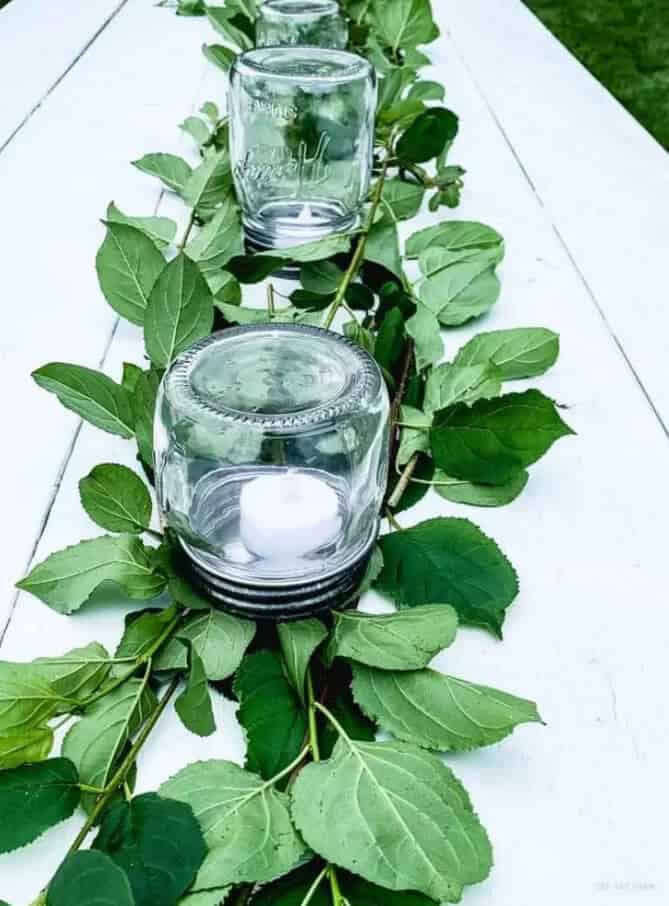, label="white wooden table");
[1,1,668,902]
